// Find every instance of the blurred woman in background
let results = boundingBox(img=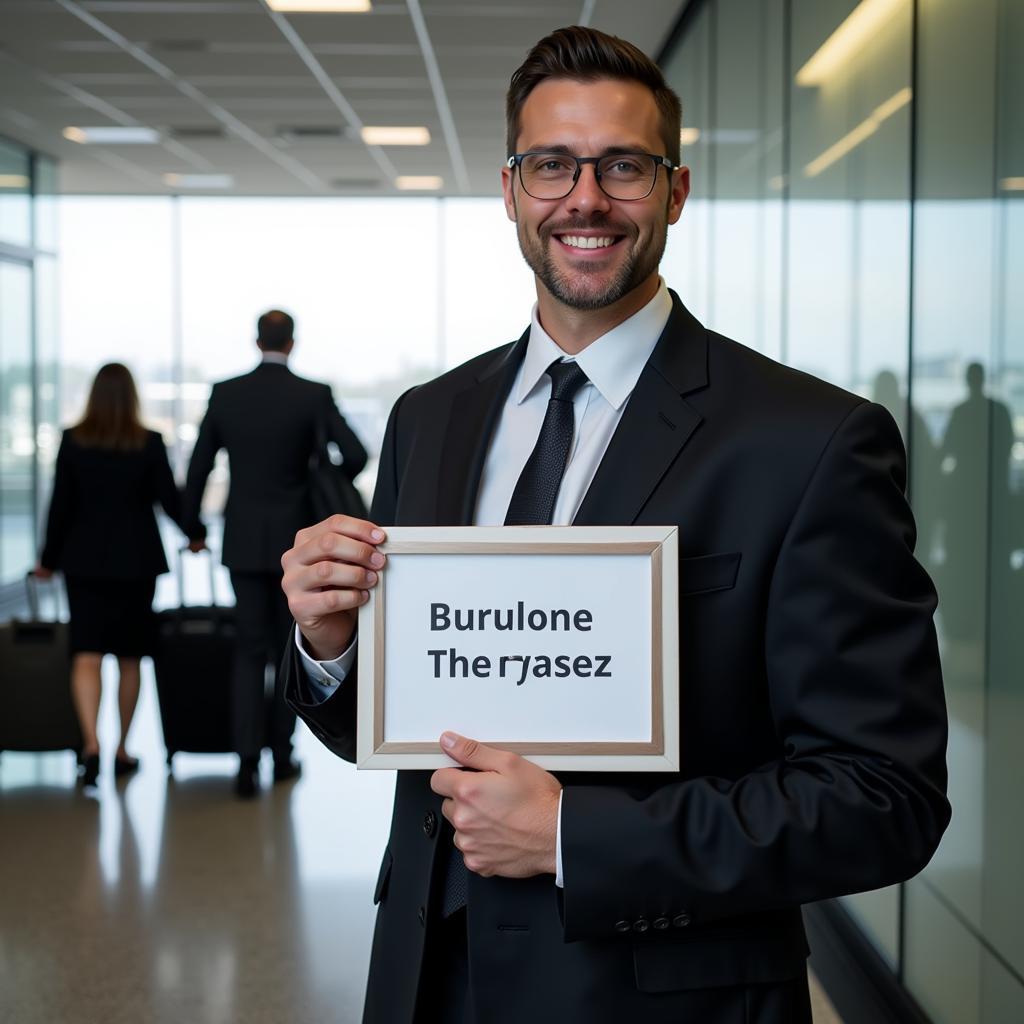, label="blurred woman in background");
[36,363,196,786]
